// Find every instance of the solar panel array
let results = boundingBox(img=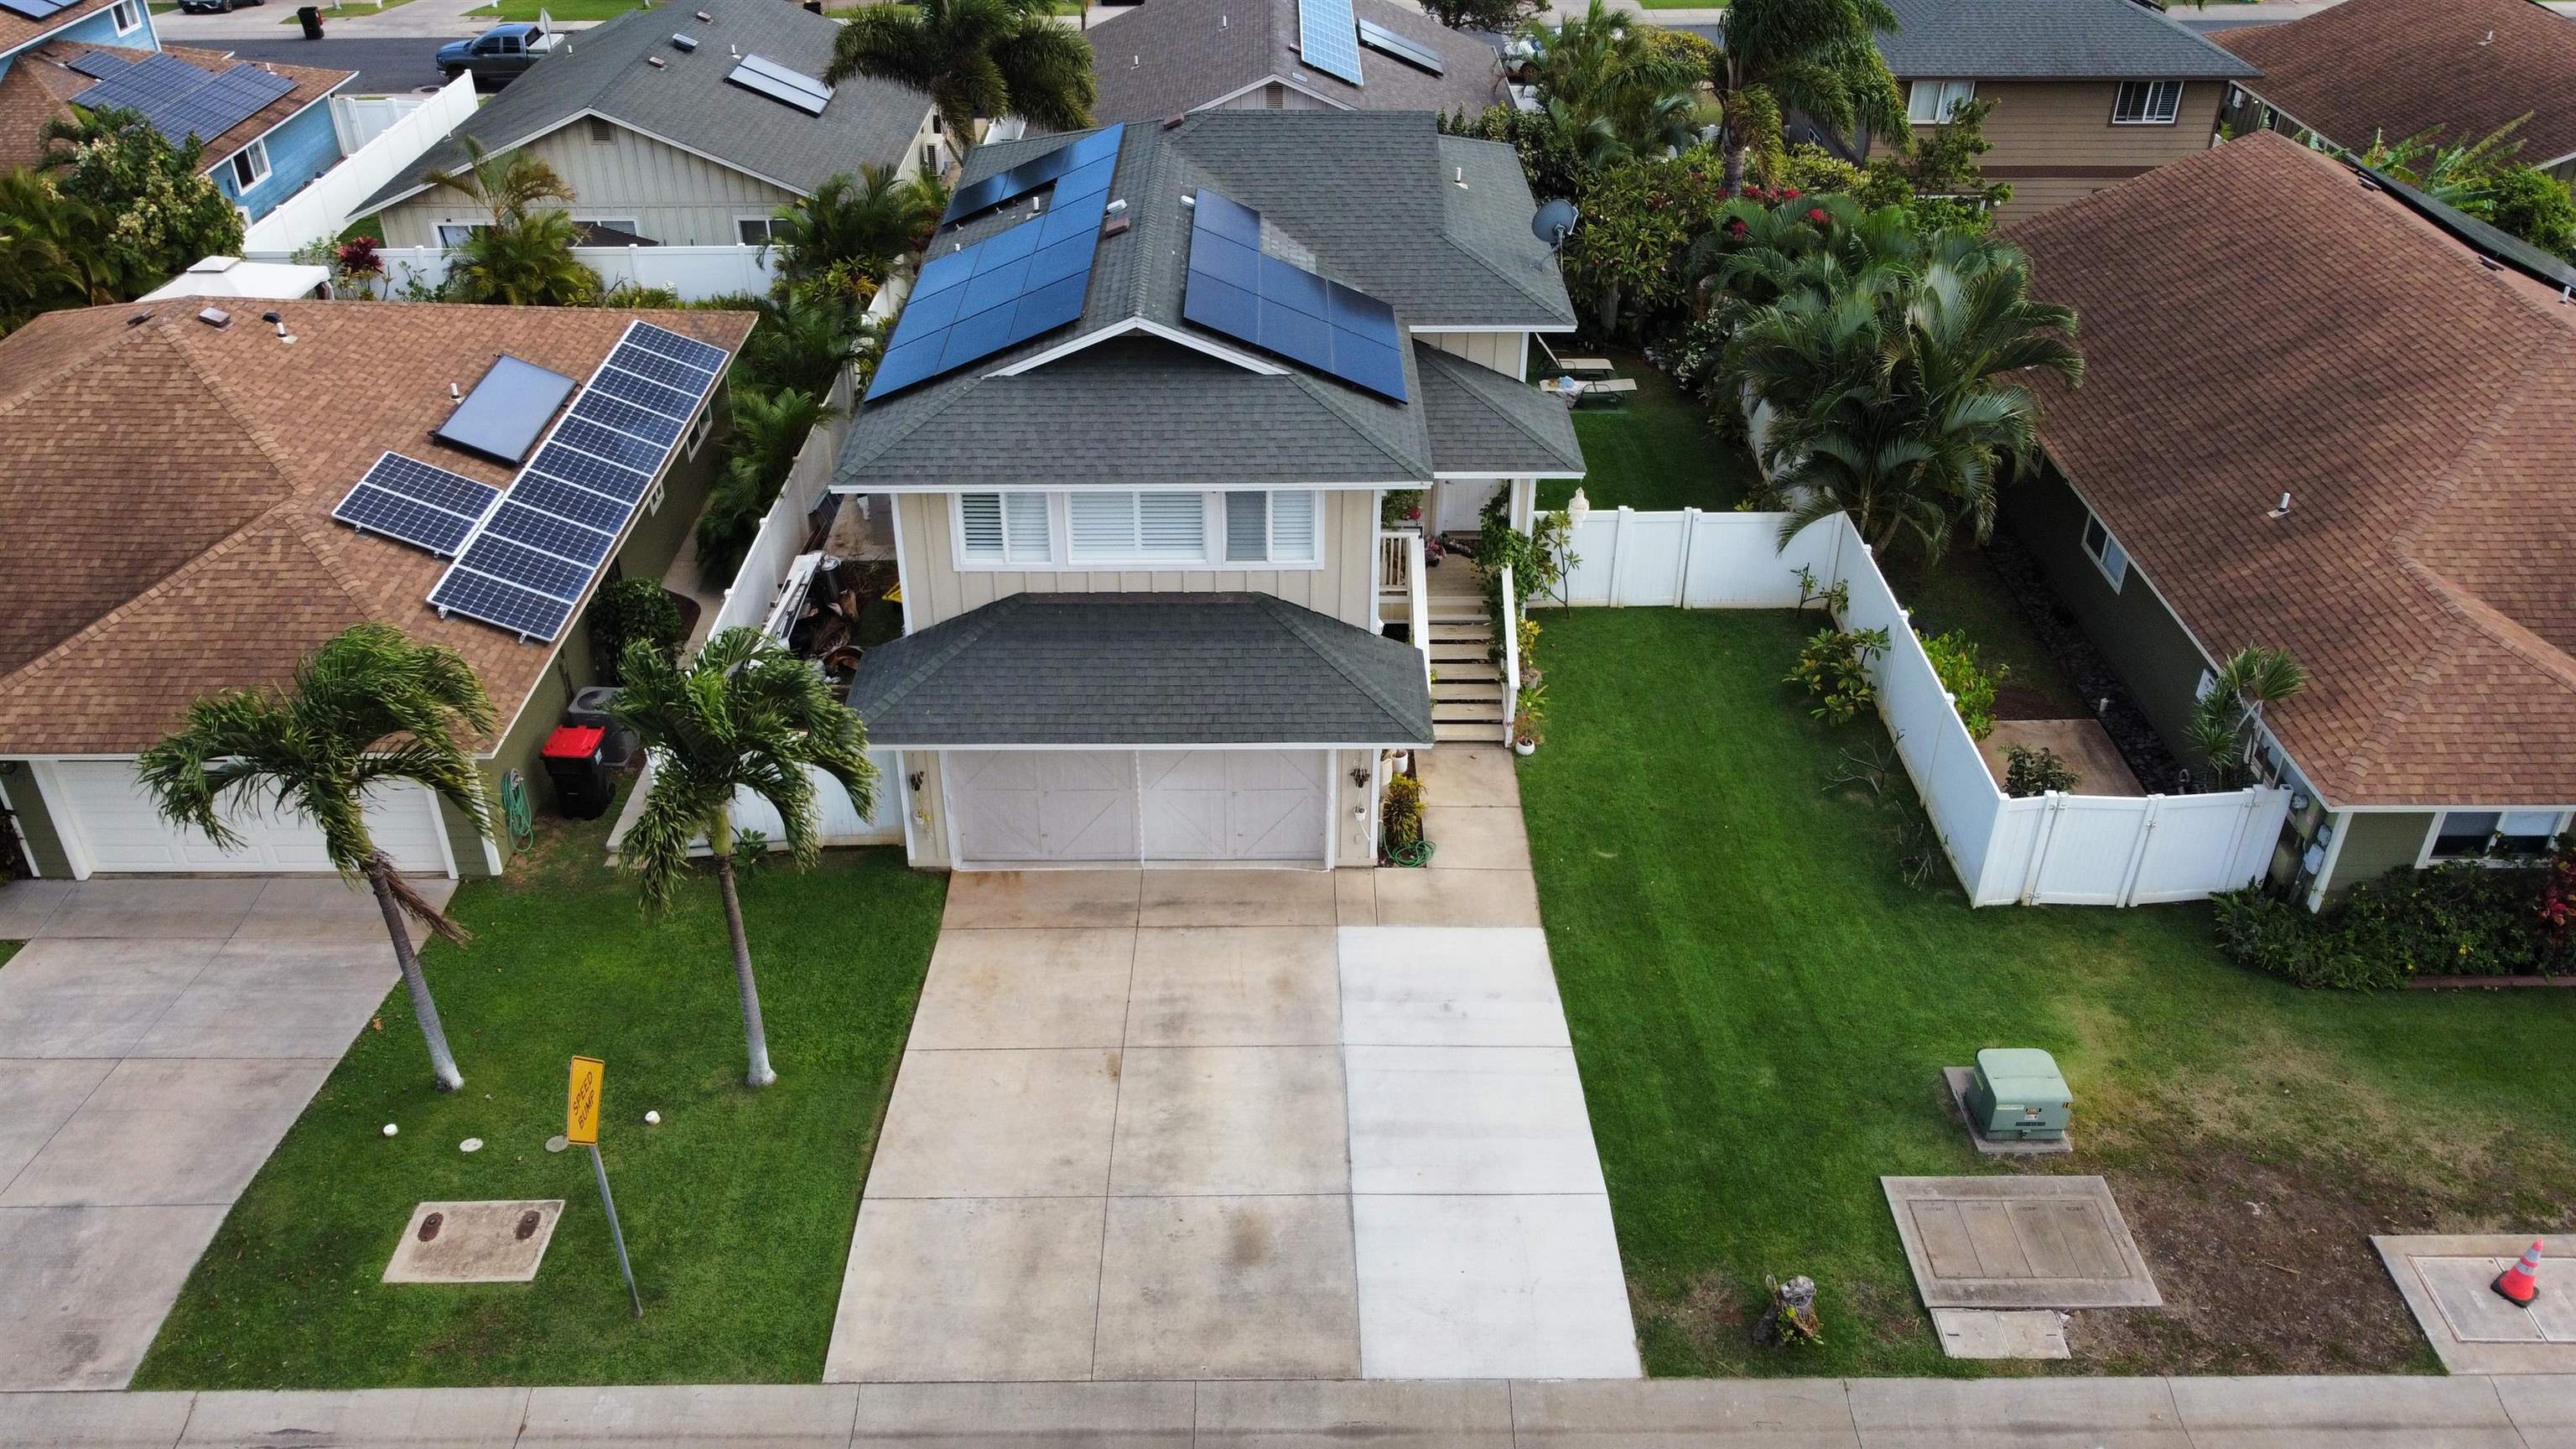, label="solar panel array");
[332,454,501,558]
[941,123,1124,224]
[1295,0,1364,86]
[425,322,730,642]
[434,355,578,464]
[72,54,295,148]
[725,54,833,116]
[68,50,130,80]
[1180,189,1407,402]
[0,0,75,20]
[865,142,1120,400]
[1356,19,1444,75]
